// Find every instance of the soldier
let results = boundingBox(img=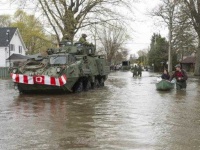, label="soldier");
[137,65,142,77]
[79,34,90,45]
[170,64,188,90]
[132,65,138,77]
